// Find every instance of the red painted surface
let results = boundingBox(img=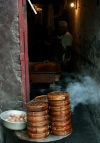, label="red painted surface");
[23,0,30,102]
[18,0,30,107]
